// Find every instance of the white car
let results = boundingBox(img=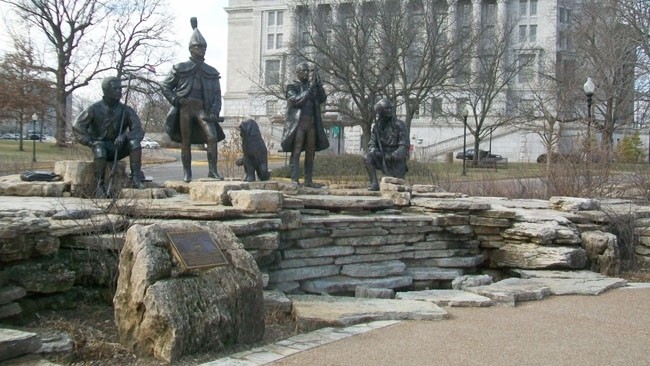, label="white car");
[142,137,160,149]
